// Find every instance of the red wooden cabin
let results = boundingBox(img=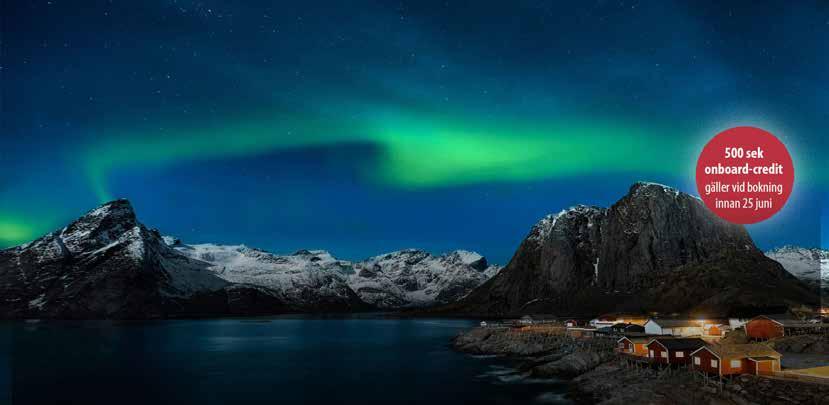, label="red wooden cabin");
[691,344,781,376]
[617,336,649,357]
[646,338,706,365]
[745,316,786,340]
[744,315,818,340]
